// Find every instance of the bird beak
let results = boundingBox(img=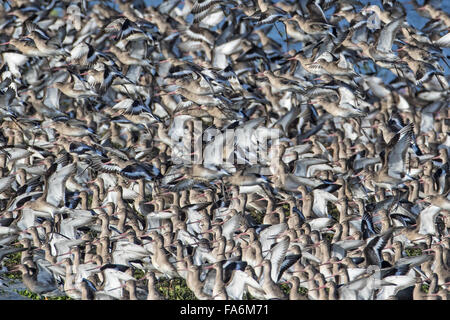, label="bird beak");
[292,269,305,273]
[186,219,202,225]
[253,197,267,201]
[309,285,327,291]
[203,264,215,270]
[53,260,65,266]
[56,250,72,257]
[92,205,107,209]
[411,237,427,242]
[235,232,249,238]
[9,265,20,272]
[86,266,102,272]
[304,242,321,249]
[177,267,190,272]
